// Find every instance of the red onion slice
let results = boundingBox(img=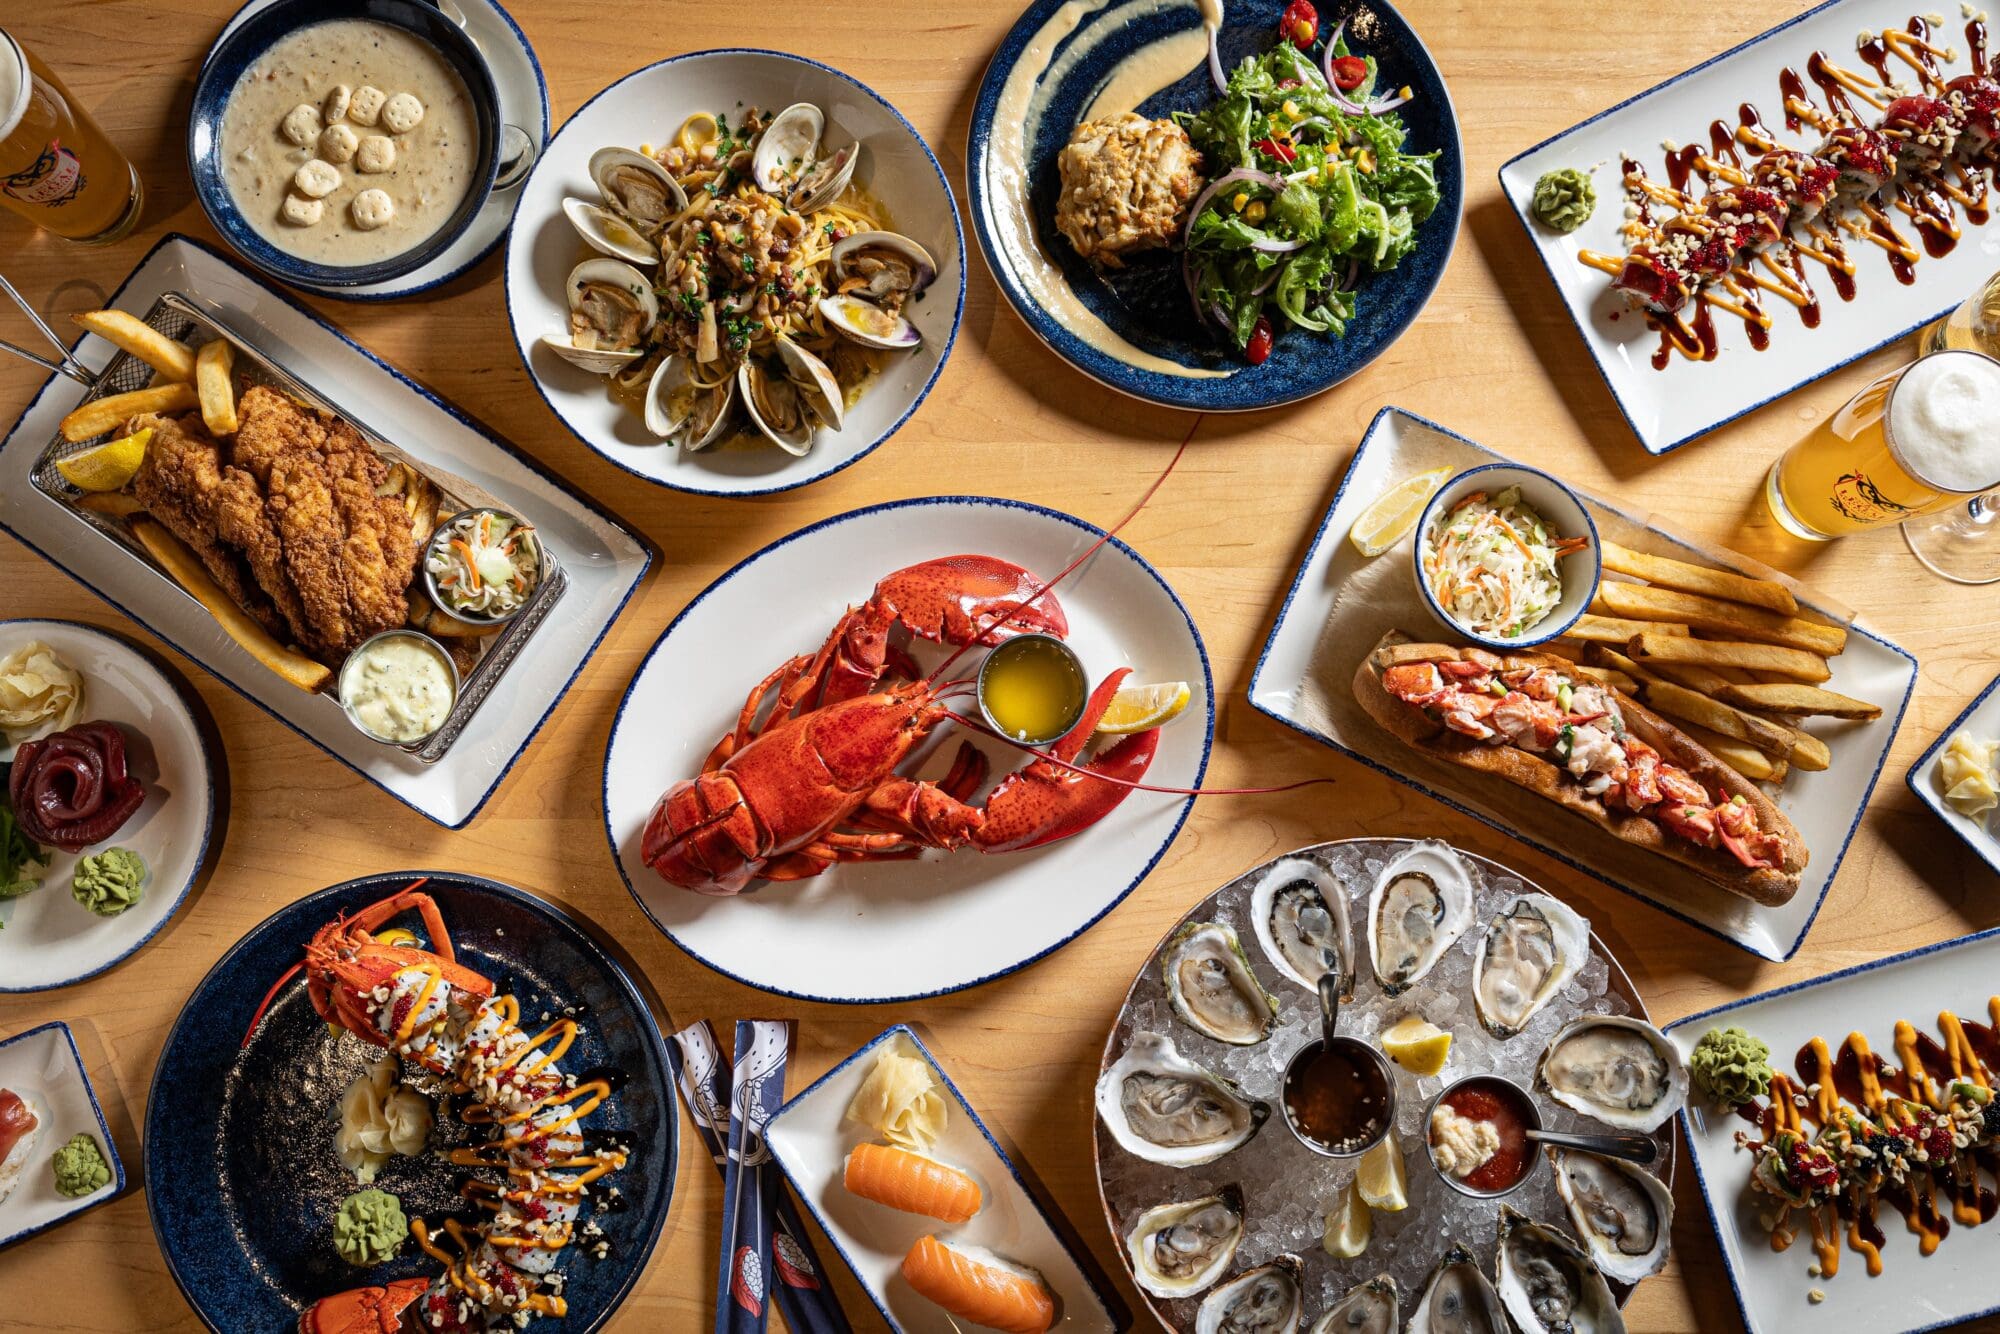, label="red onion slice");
[1207,23,1227,94]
